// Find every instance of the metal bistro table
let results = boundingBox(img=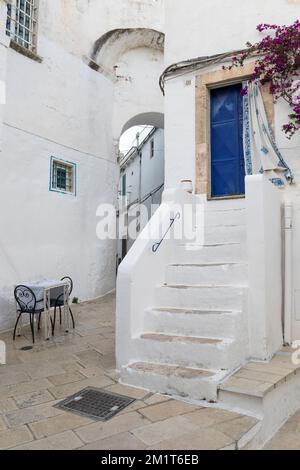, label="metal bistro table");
[17,279,72,340]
